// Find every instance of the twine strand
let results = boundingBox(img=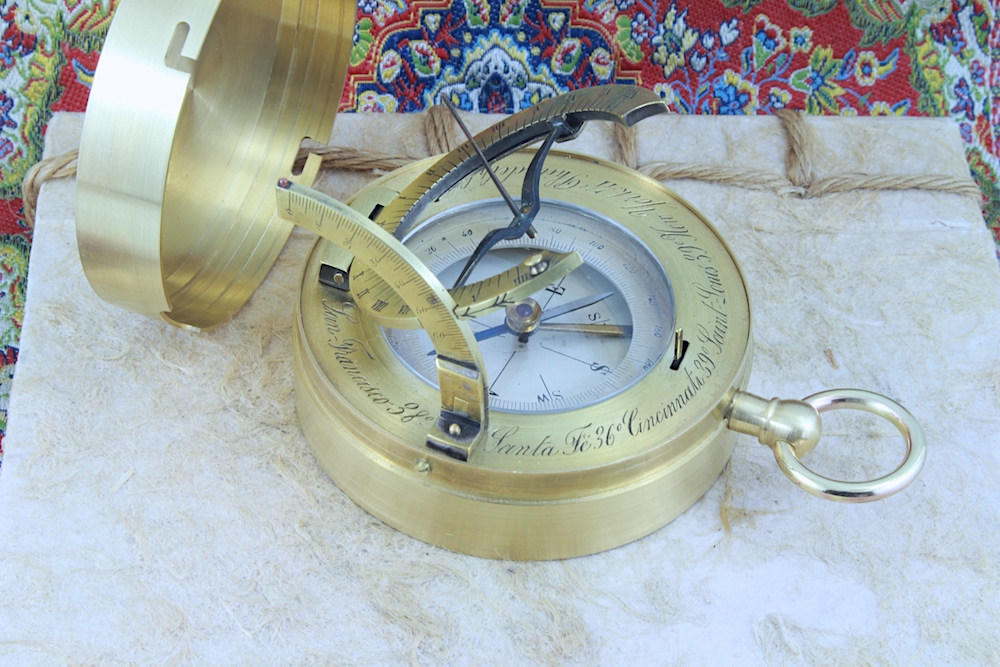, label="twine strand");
[776,109,817,187]
[22,109,983,228]
[806,172,982,199]
[22,149,79,228]
[292,146,419,174]
[612,123,640,170]
[425,104,463,155]
[640,162,807,197]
